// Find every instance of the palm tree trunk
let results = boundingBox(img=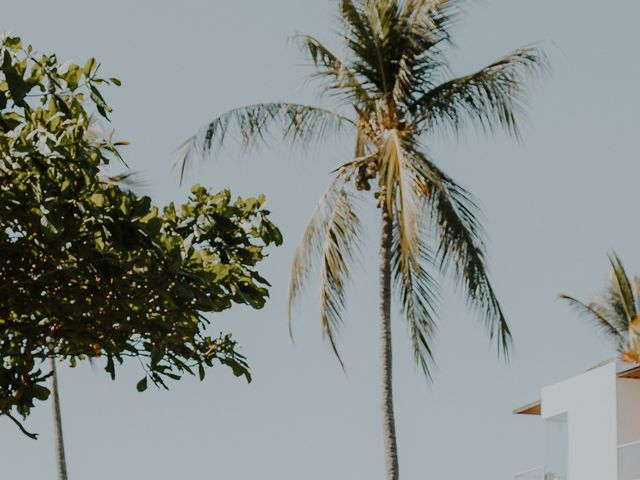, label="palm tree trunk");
[50,357,68,480]
[379,204,399,480]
